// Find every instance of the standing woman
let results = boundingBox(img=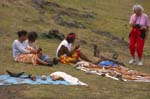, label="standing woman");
[129,4,149,66]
